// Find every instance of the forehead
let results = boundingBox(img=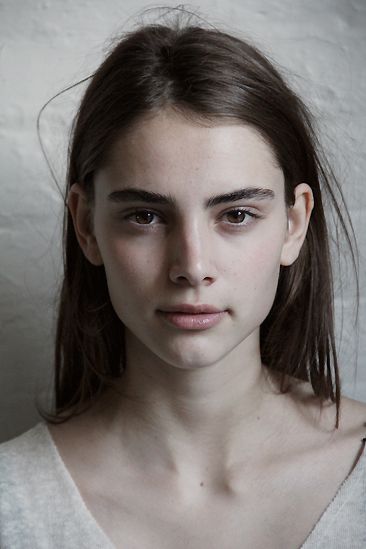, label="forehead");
[96,109,284,196]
